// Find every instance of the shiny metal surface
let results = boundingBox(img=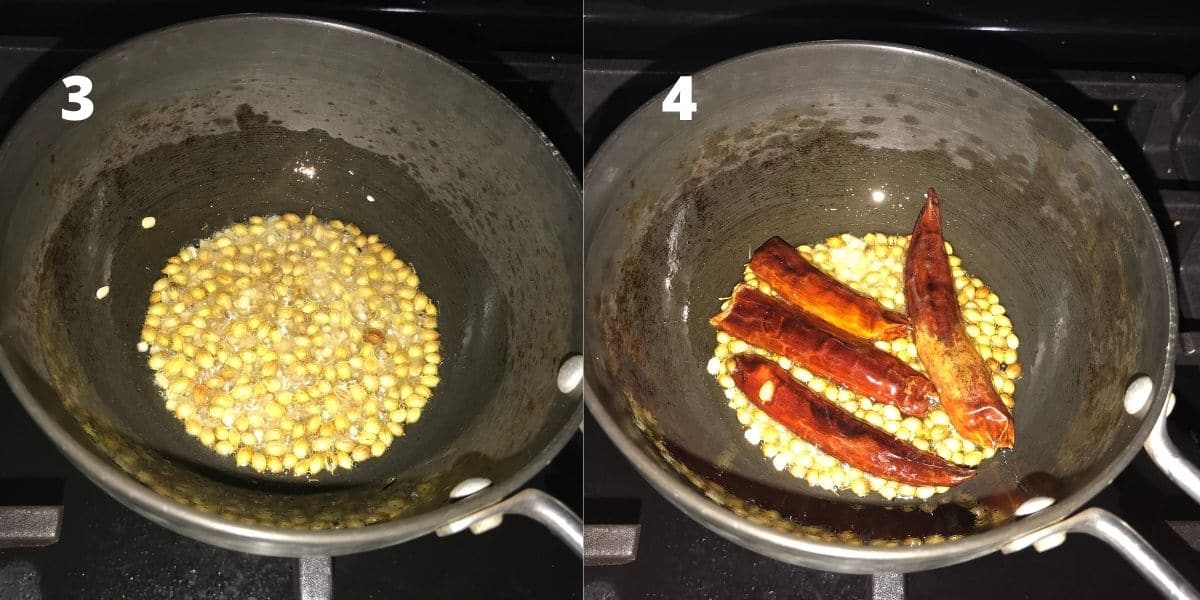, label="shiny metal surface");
[0,506,62,548]
[558,354,585,394]
[0,15,581,556]
[436,488,584,556]
[585,41,1177,573]
[1145,394,1200,505]
[449,477,494,500]
[1003,508,1199,600]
